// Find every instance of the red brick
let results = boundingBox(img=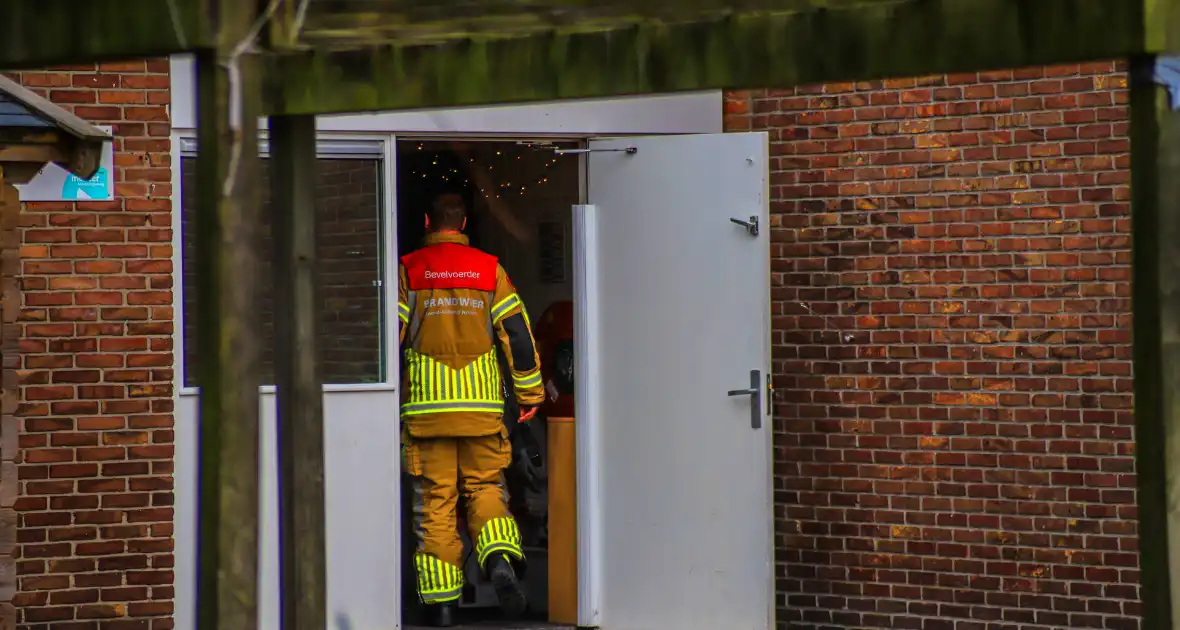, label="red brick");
[98,91,147,105]
[19,73,73,87]
[47,90,97,104]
